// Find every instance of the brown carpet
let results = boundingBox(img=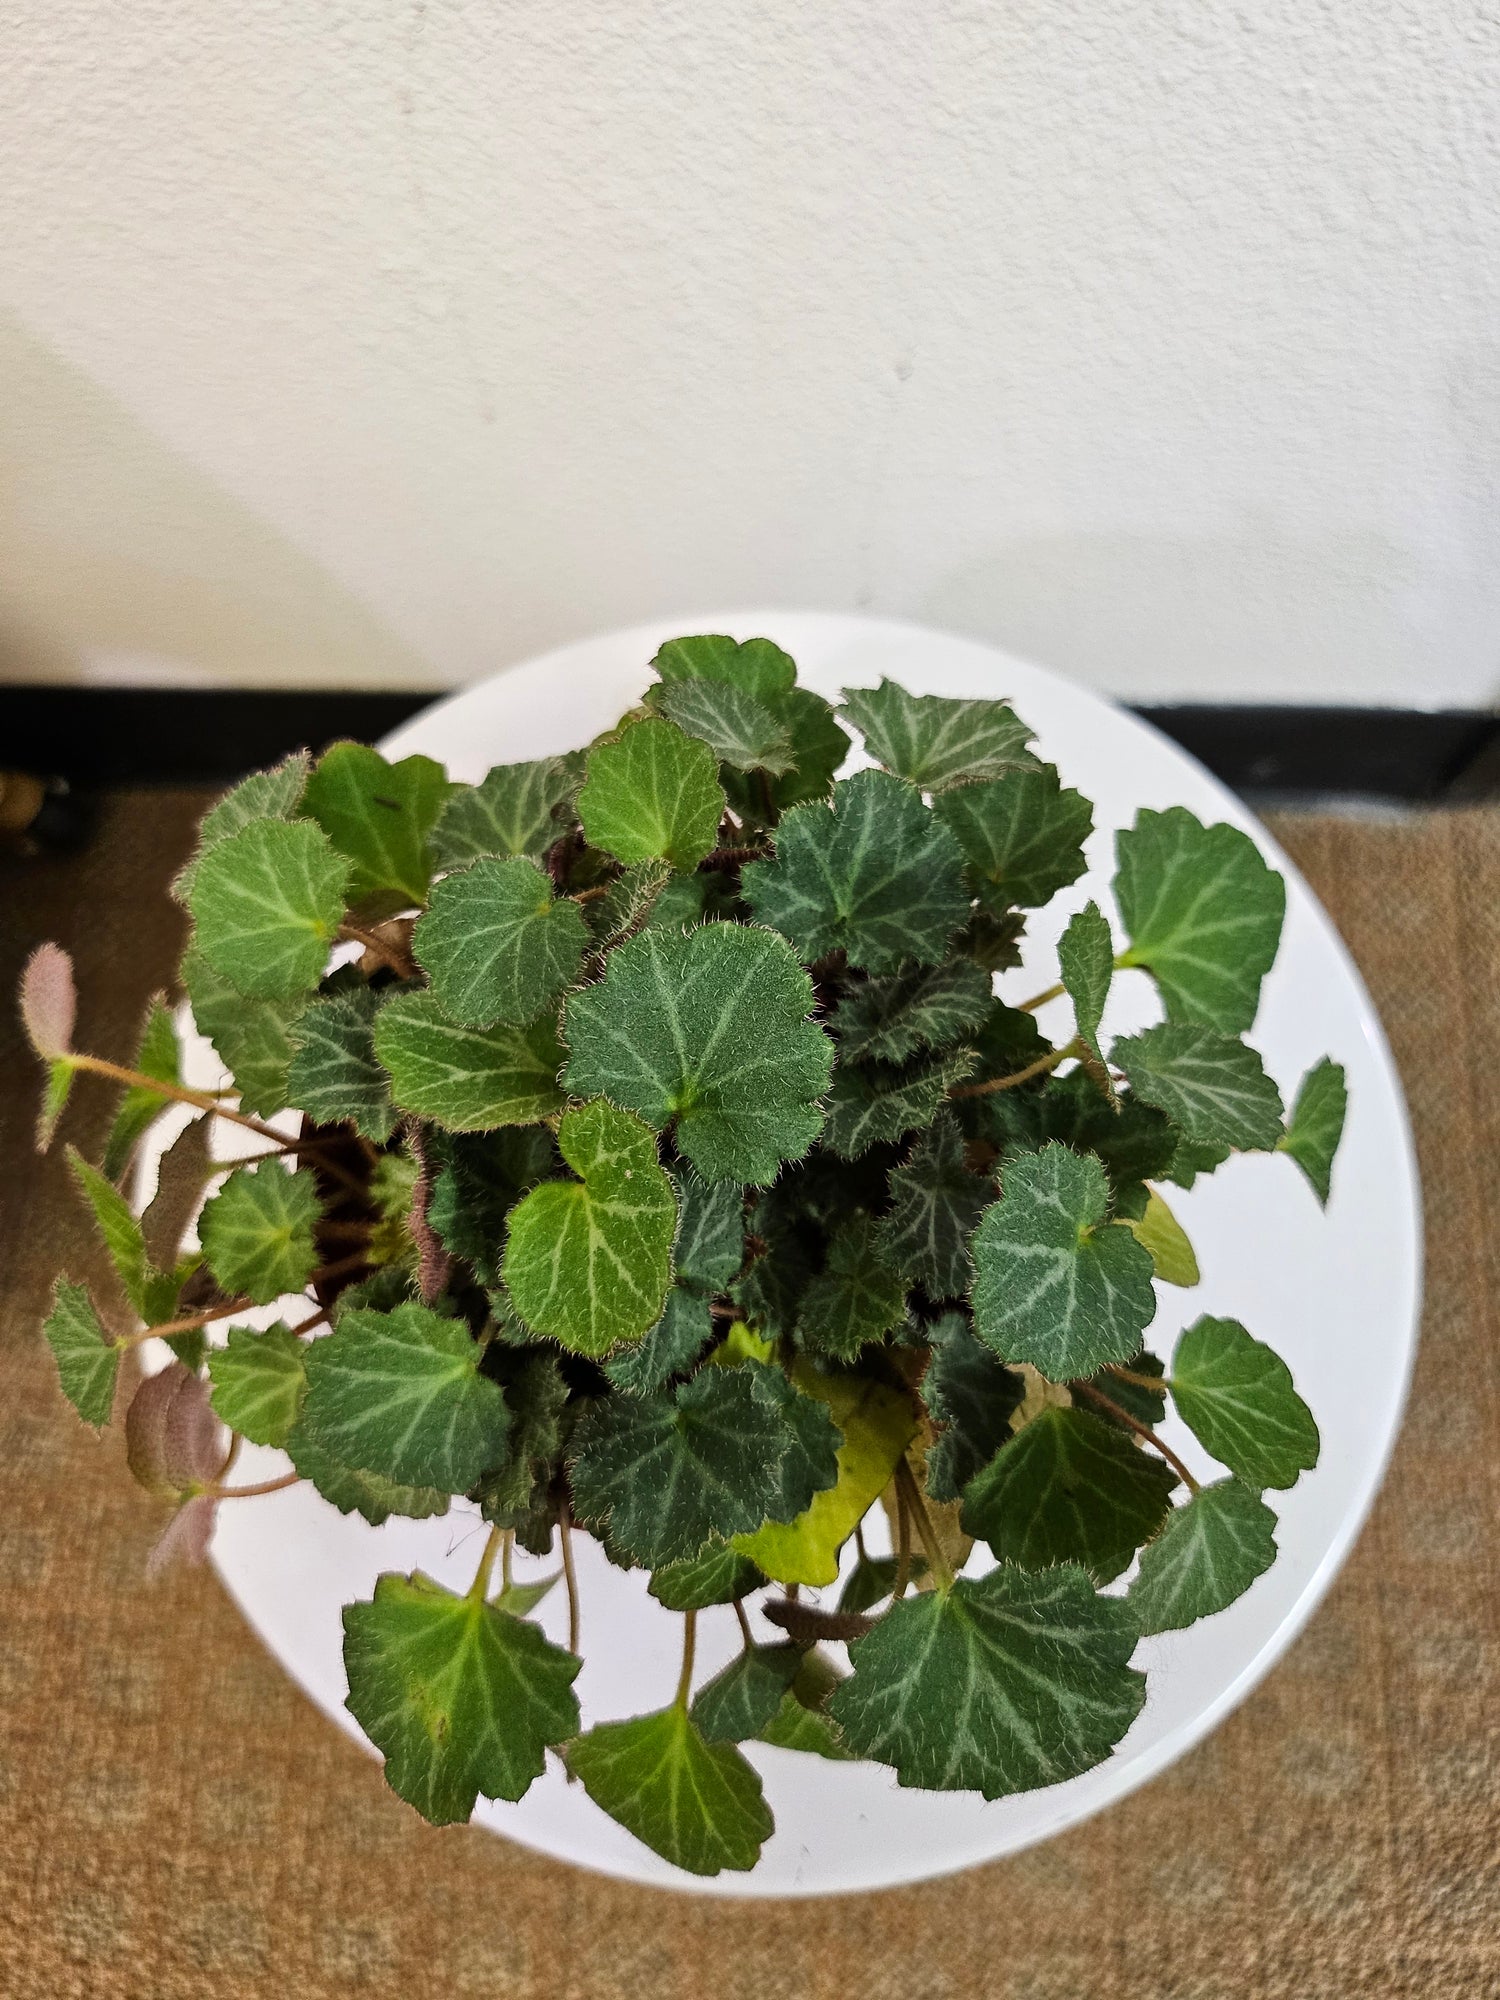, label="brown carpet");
[1,793,1495,2000]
